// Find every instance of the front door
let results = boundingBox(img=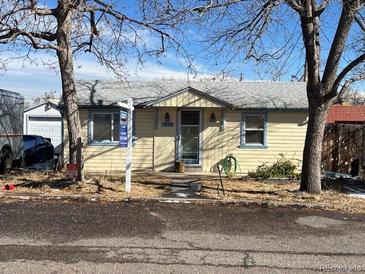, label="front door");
[179,110,201,165]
